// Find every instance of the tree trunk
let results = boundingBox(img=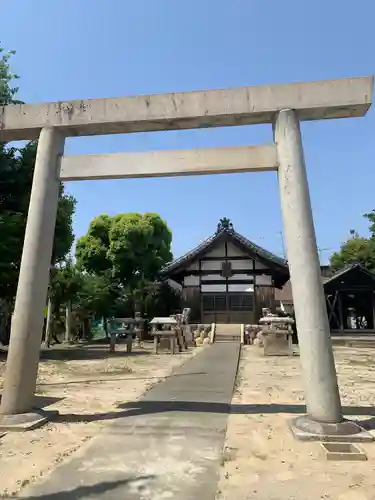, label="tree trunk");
[44,298,53,347]
[0,300,11,346]
[103,317,109,339]
[82,317,89,340]
[65,301,72,343]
